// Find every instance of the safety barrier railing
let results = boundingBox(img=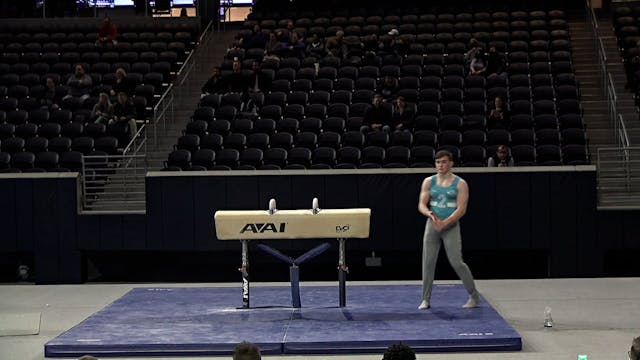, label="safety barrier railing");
[80,154,147,214]
[586,0,632,150]
[596,147,640,209]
